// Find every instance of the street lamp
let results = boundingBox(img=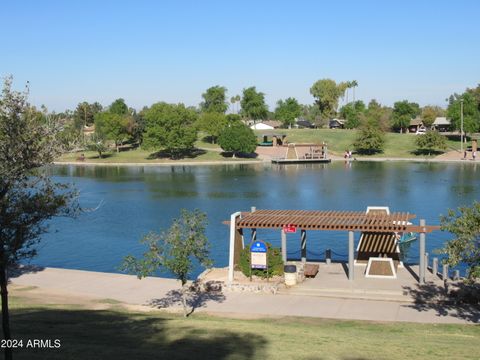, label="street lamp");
[460,98,464,153]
